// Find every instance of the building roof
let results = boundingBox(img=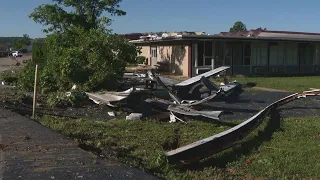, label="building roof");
[131,29,320,44]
